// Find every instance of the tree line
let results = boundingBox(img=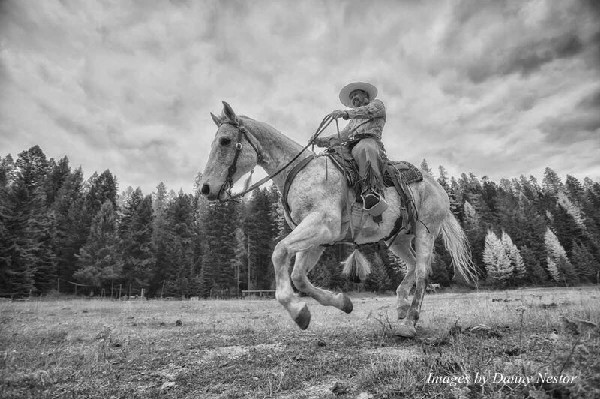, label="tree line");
[1,146,599,298]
